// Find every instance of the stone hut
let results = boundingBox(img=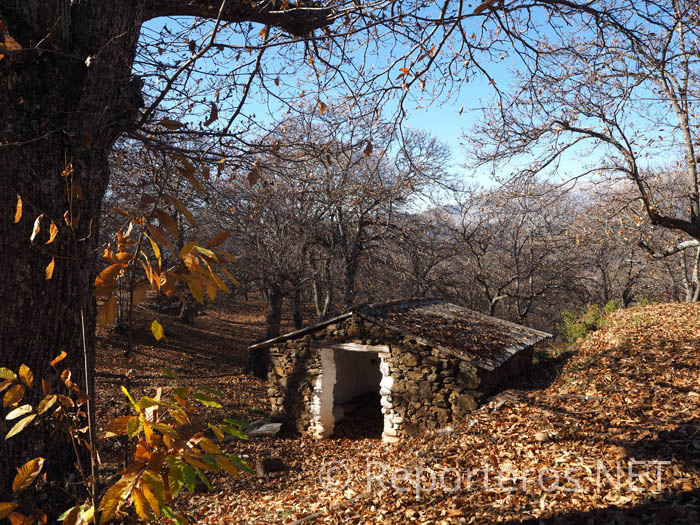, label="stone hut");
[249,298,550,442]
